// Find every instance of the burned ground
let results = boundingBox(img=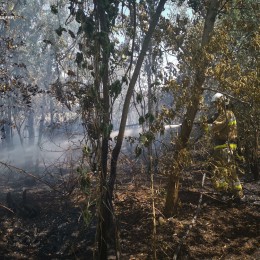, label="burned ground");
[115,173,260,260]
[0,169,259,259]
